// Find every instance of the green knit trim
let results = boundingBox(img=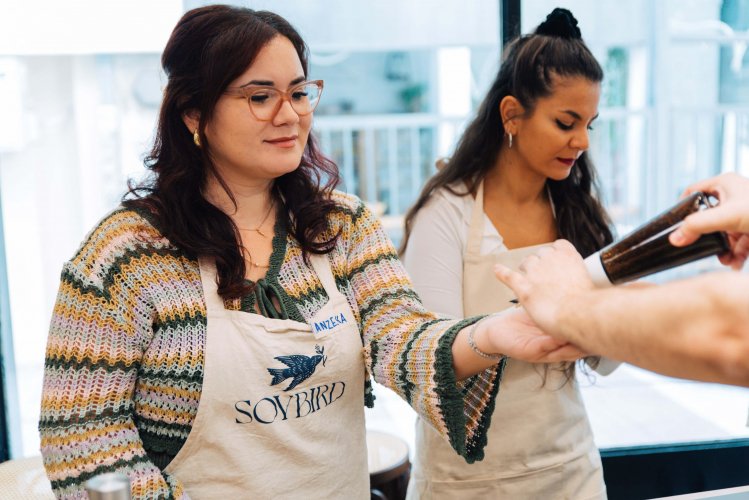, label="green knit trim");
[144,448,175,473]
[138,422,192,455]
[364,378,375,408]
[267,205,287,275]
[368,335,381,367]
[238,211,304,322]
[433,315,486,462]
[239,288,257,312]
[162,472,180,500]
